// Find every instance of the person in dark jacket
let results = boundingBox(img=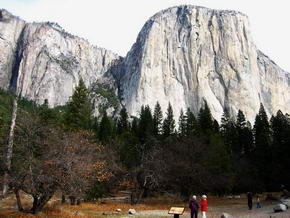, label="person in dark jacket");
[247,192,253,210]
[189,195,199,218]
